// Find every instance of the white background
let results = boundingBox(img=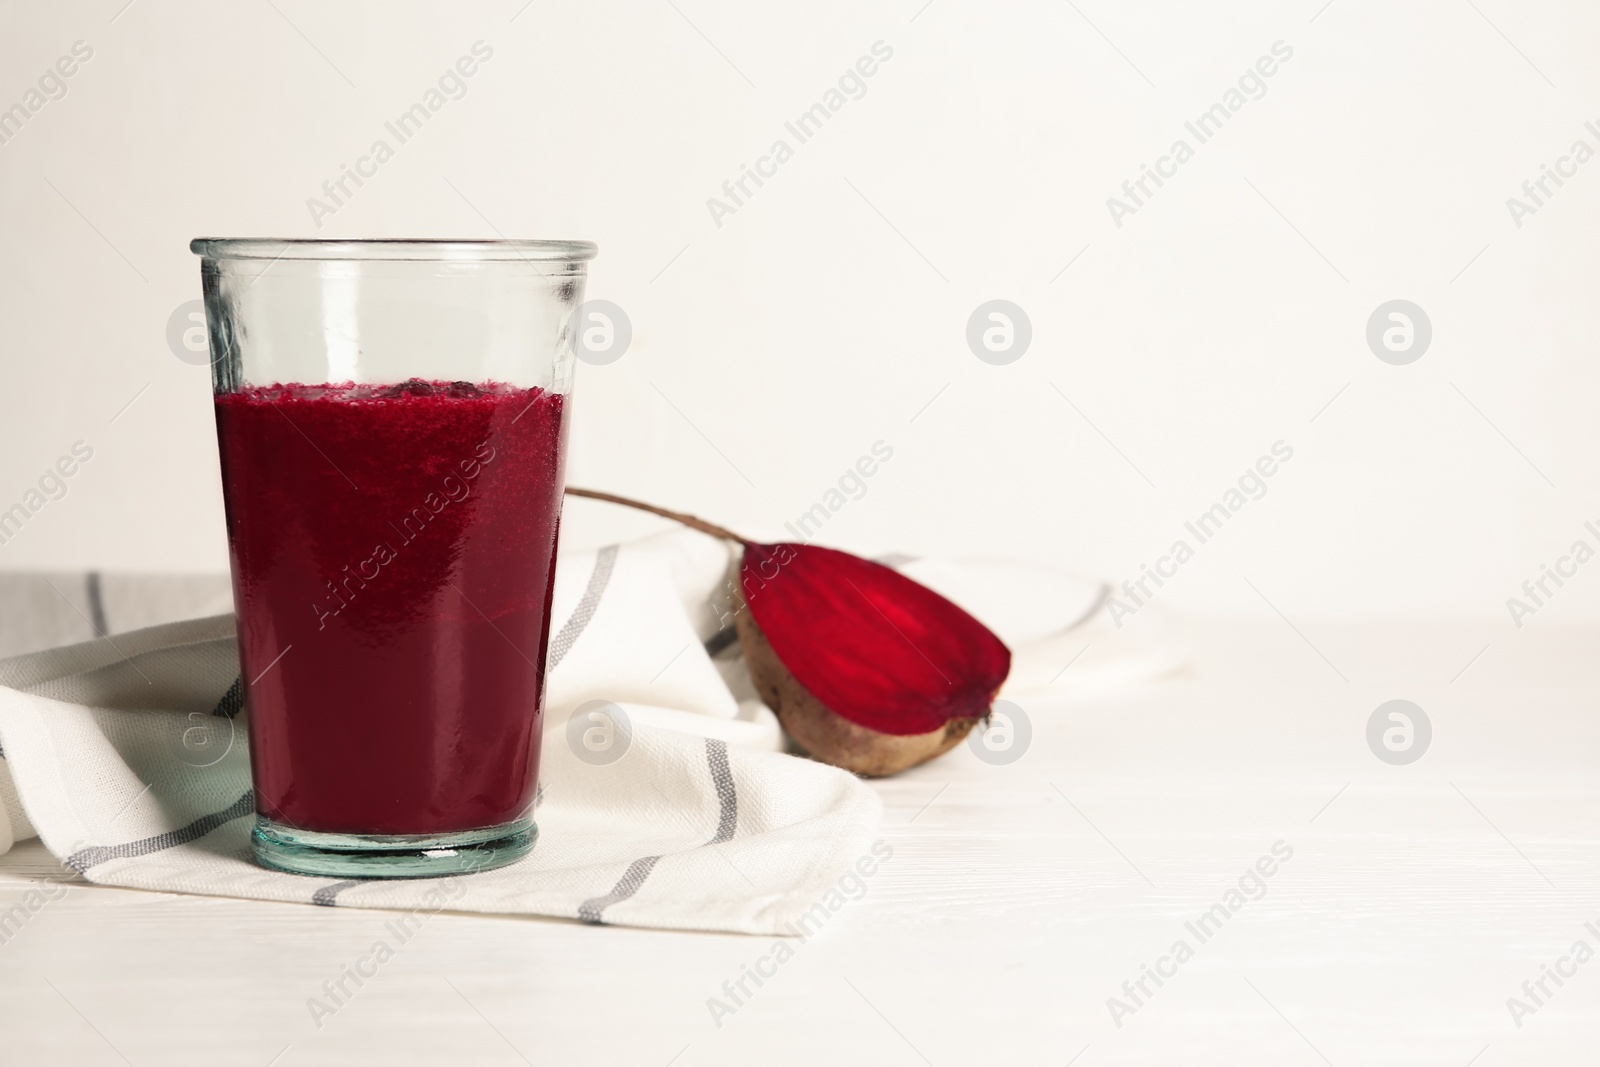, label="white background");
[2,0,1598,626]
